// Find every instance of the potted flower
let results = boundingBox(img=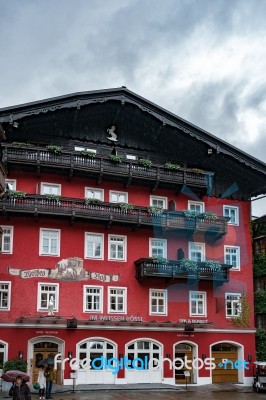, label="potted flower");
[84,198,102,205]
[164,162,181,170]
[147,206,163,215]
[180,259,198,273]
[46,145,62,154]
[183,210,200,218]
[81,150,96,158]
[6,190,26,199]
[118,203,134,212]
[199,212,218,220]
[204,260,222,272]
[45,194,61,204]
[138,158,152,168]
[109,154,122,163]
